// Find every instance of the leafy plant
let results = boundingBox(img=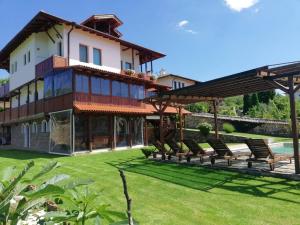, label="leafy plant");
[222,123,235,133]
[44,187,125,225]
[140,146,156,158]
[197,122,212,137]
[0,161,69,225]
